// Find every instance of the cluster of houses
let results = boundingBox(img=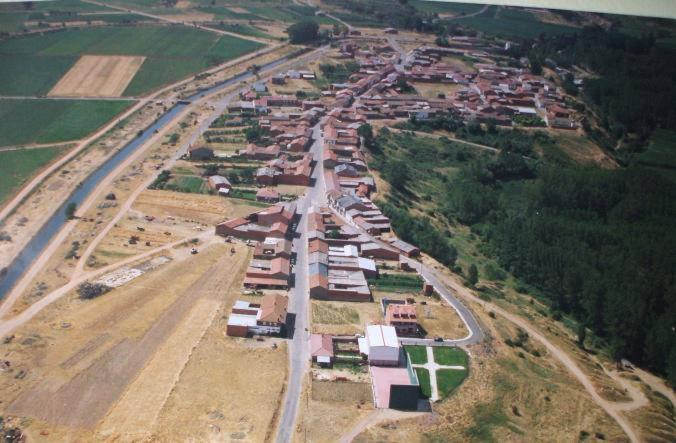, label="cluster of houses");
[307,206,376,302]
[327,41,576,129]
[217,203,297,290]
